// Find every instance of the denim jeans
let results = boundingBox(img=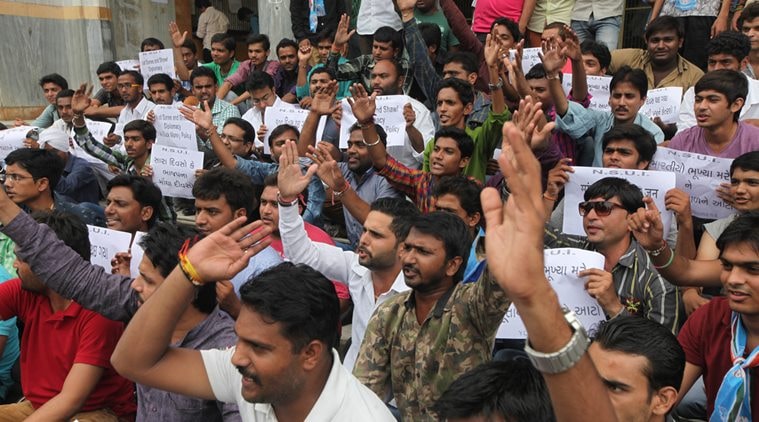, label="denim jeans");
[571,15,622,52]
